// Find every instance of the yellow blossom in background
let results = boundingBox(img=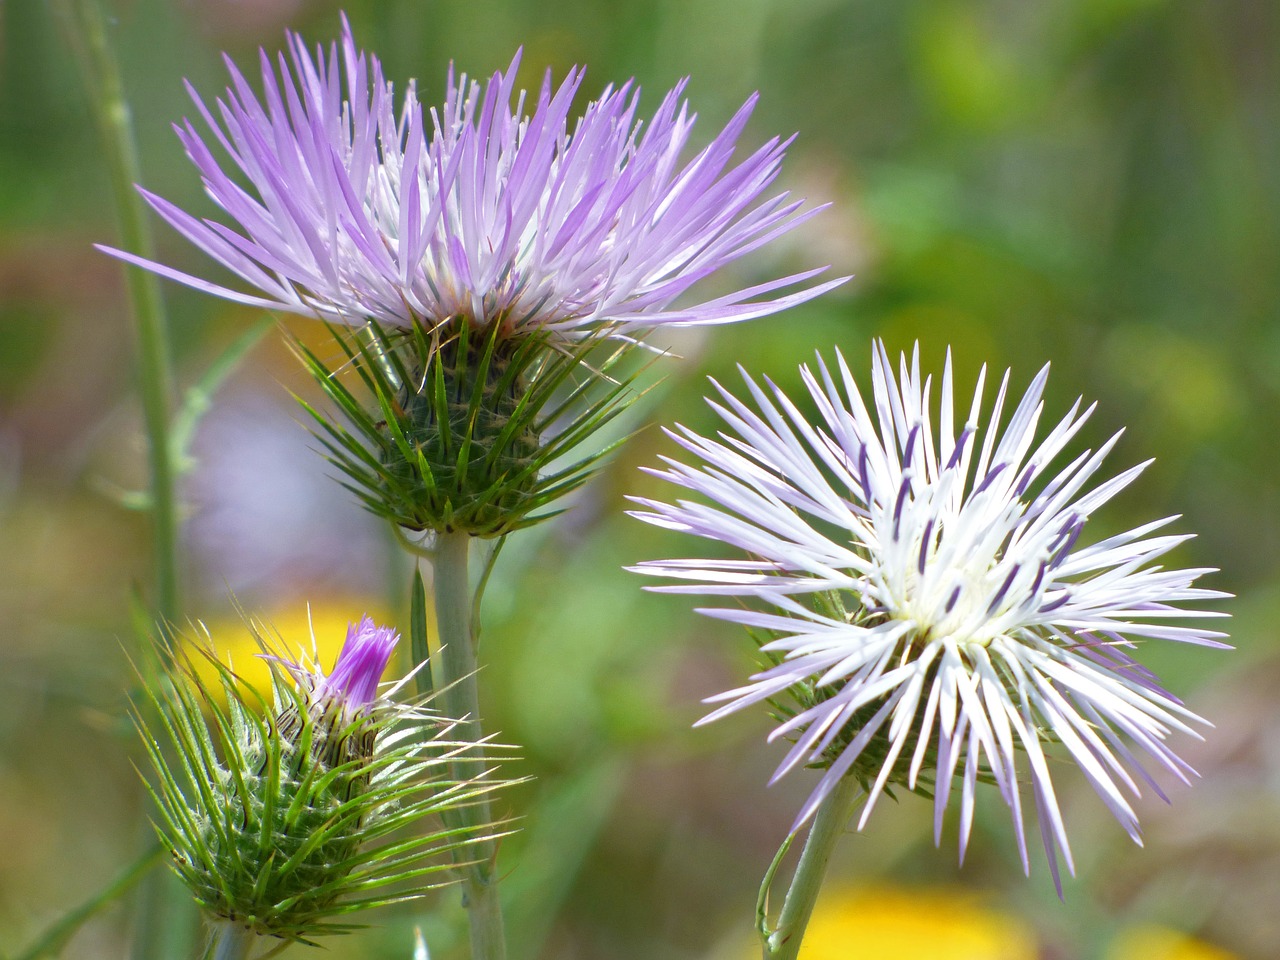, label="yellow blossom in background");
[775,885,1037,960]
[187,600,397,703]
[1106,925,1240,960]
